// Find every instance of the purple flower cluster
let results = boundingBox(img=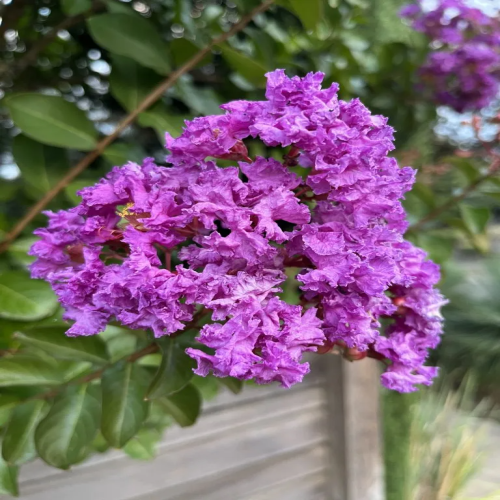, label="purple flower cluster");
[30,70,445,392]
[401,0,500,112]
